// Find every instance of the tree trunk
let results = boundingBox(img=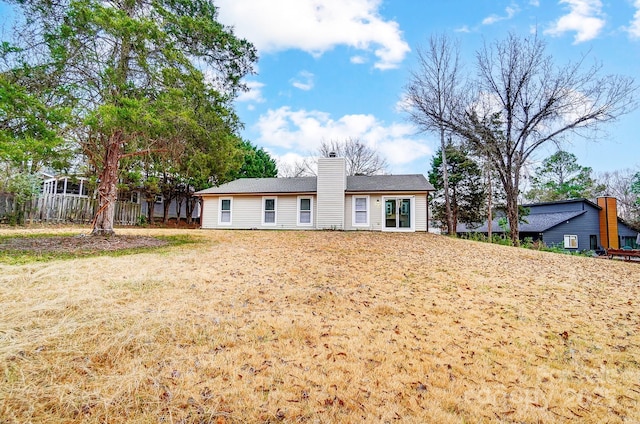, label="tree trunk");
[92,133,122,236]
[486,164,492,242]
[451,188,458,233]
[505,188,520,246]
[186,196,196,225]
[175,196,183,222]
[441,129,454,235]
[146,199,154,224]
[163,197,171,224]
